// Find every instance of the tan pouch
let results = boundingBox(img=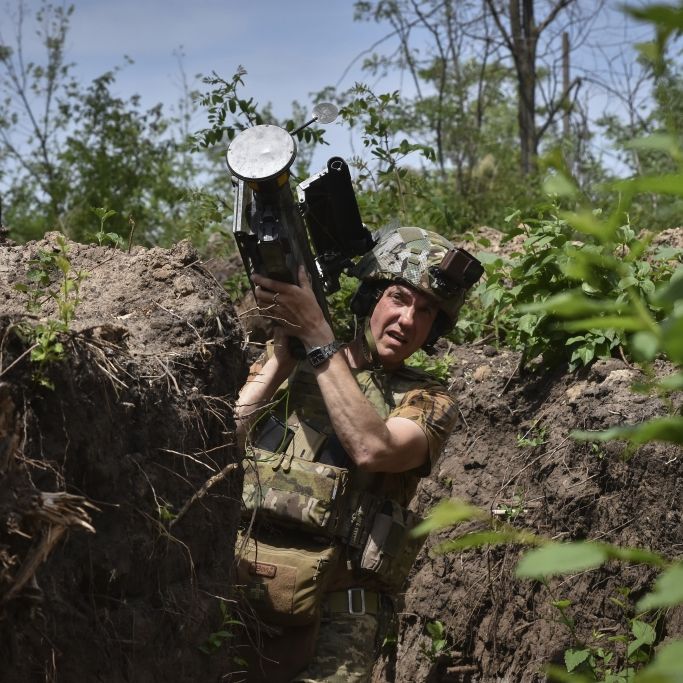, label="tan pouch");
[359,499,426,593]
[242,448,348,536]
[236,530,340,626]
